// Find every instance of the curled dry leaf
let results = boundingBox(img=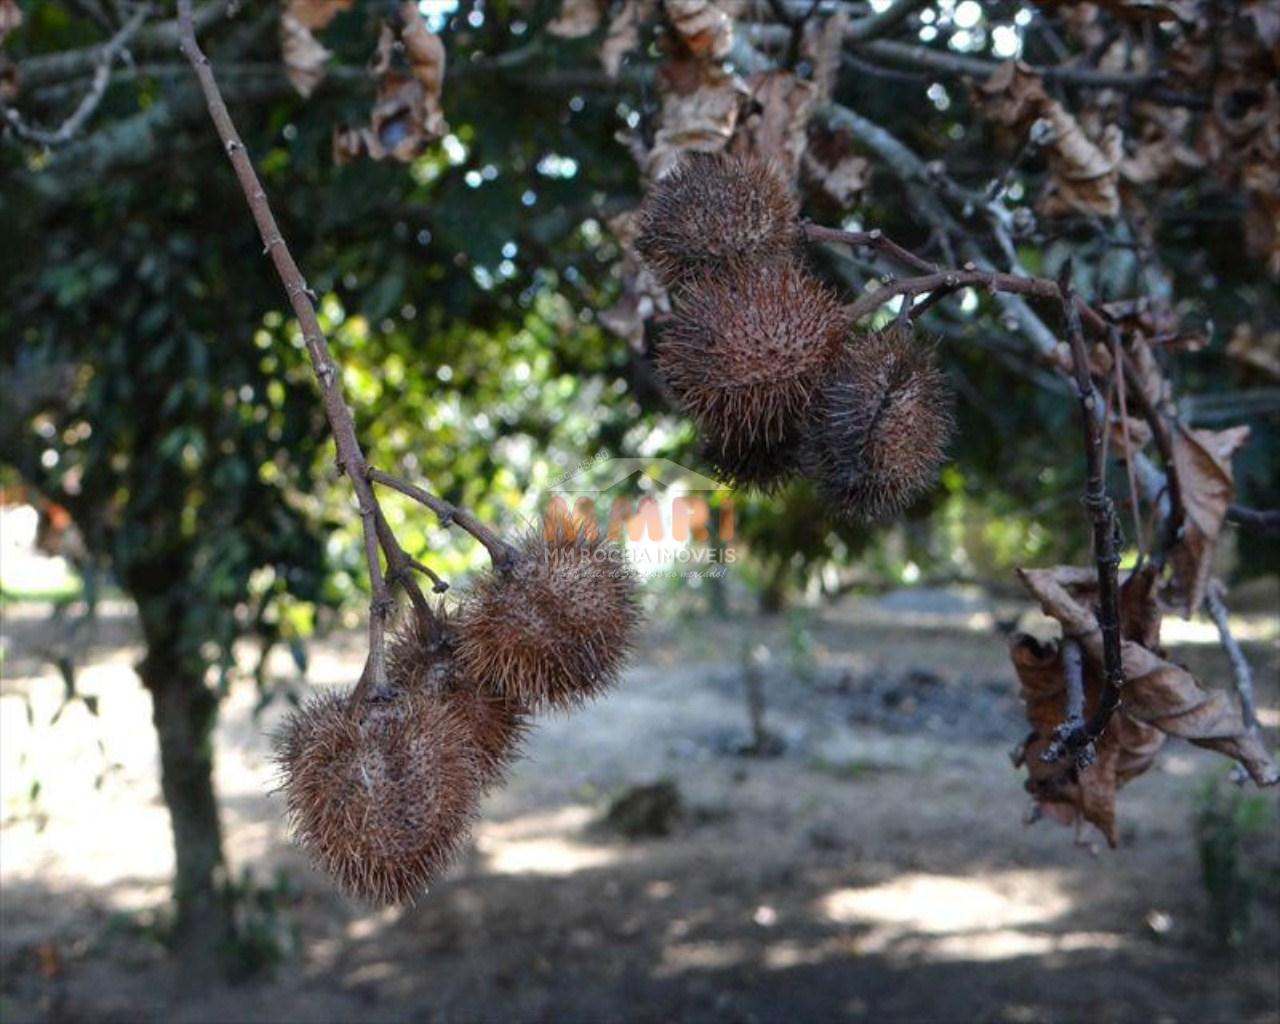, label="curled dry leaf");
[977,60,1122,218]
[1163,423,1251,616]
[602,0,656,78]
[401,1,447,139]
[287,0,352,31]
[548,0,605,38]
[664,0,733,62]
[599,210,669,350]
[730,71,816,177]
[1012,564,1276,845]
[0,0,22,45]
[0,55,16,103]
[1226,324,1280,381]
[333,5,448,164]
[803,122,870,209]
[280,12,332,99]
[647,61,746,177]
[802,11,849,106]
